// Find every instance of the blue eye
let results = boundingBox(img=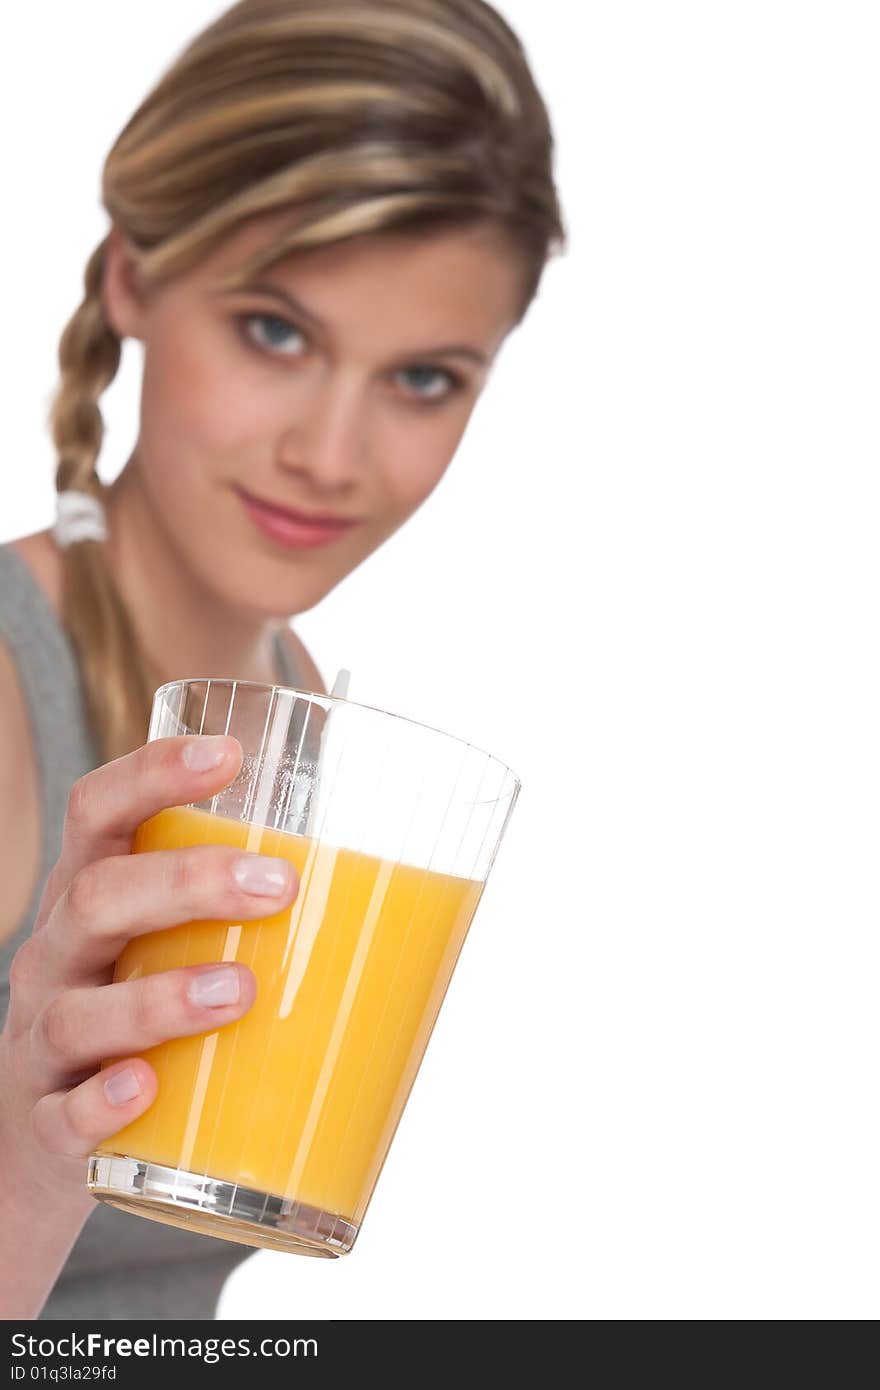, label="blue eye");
[239,313,306,355]
[237,313,465,404]
[396,364,462,402]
